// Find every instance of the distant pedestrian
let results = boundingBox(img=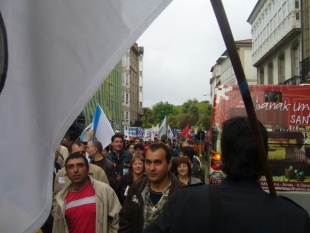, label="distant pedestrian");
[106,134,133,181]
